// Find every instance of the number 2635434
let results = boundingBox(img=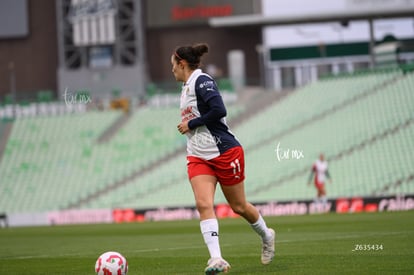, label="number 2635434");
[352,244,383,251]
